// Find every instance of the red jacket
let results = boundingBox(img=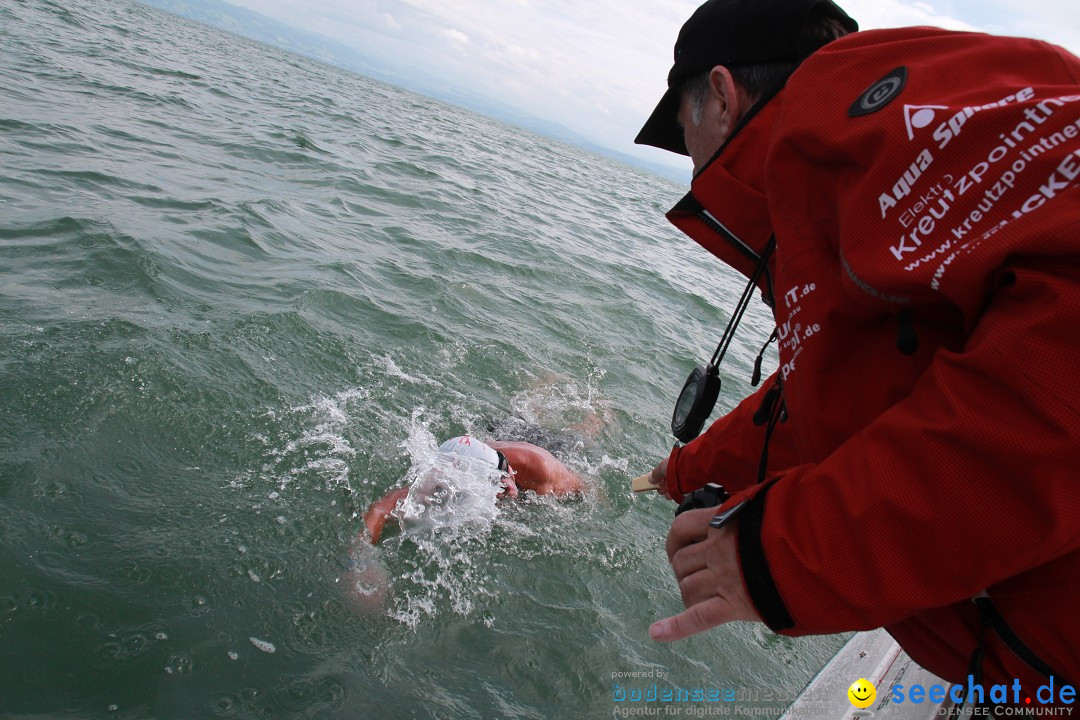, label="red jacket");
[664,27,1080,692]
